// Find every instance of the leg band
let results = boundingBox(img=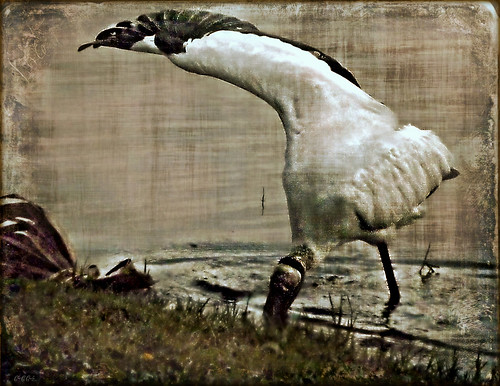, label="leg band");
[279,244,314,272]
